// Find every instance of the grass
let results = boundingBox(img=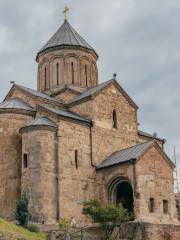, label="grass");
[0,217,47,240]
